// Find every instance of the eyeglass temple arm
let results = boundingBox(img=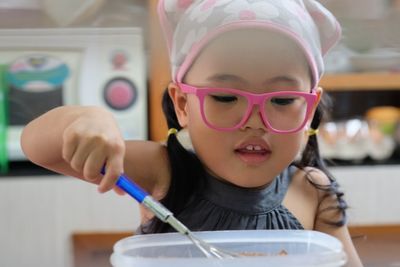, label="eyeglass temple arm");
[178,83,197,94]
